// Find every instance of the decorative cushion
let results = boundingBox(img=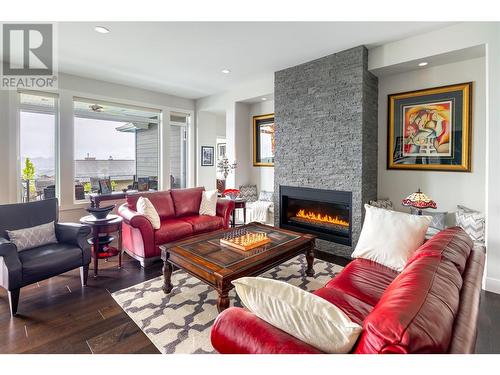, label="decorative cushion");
[239,185,258,202]
[232,277,362,353]
[258,191,274,202]
[7,221,58,252]
[410,208,447,230]
[136,197,161,230]
[352,205,432,271]
[199,190,218,216]
[368,198,394,210]
[455,205,485,243]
